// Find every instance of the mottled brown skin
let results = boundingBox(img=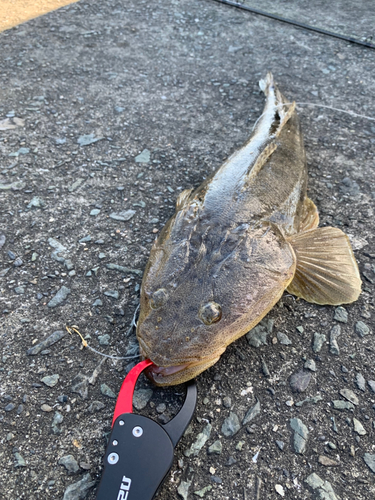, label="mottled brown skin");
[136,74,360,385]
